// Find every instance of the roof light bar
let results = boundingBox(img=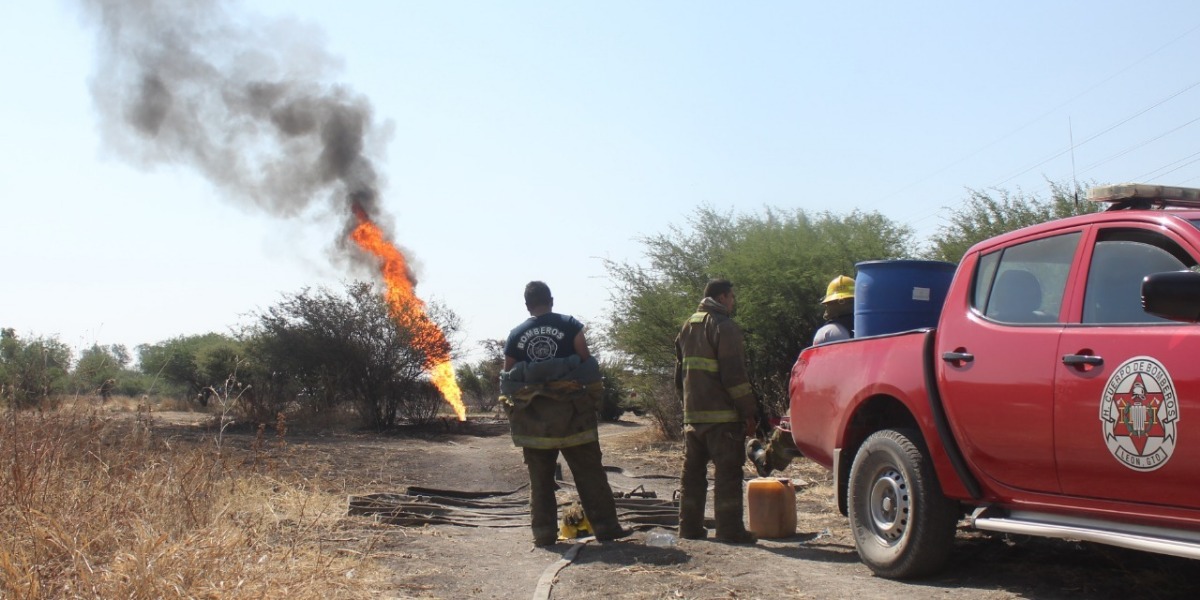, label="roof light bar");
[1088,183,1200,205]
